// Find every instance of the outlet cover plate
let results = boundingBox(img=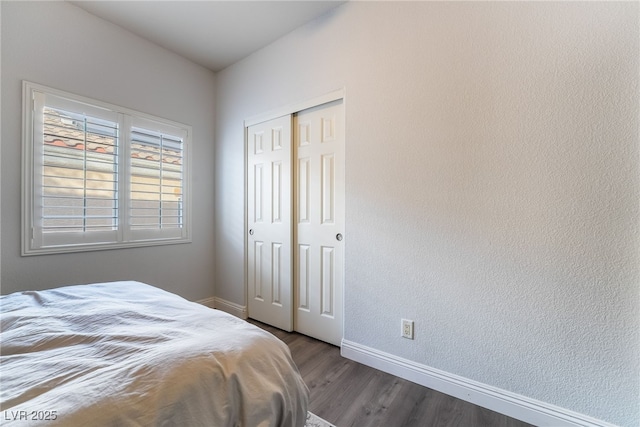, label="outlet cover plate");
[402,319,414,339]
